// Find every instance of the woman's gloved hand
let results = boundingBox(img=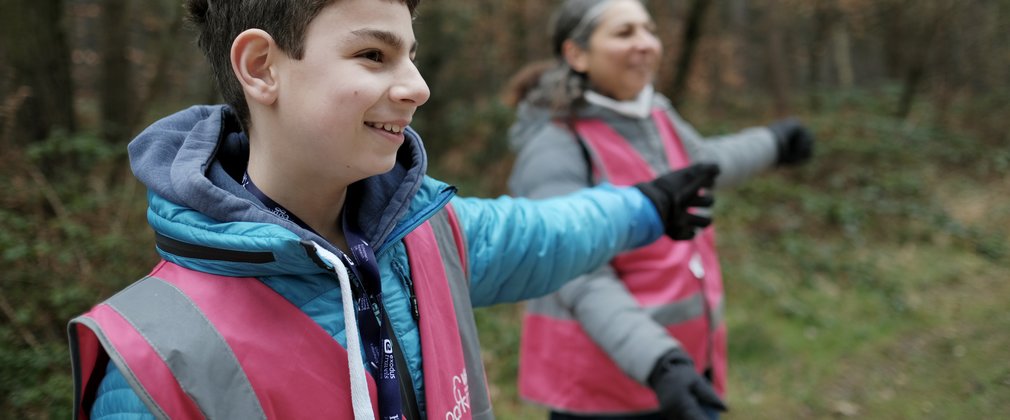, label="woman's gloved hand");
[634,163,720,240]
[648,348,727,420]
[768,118,815,166]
